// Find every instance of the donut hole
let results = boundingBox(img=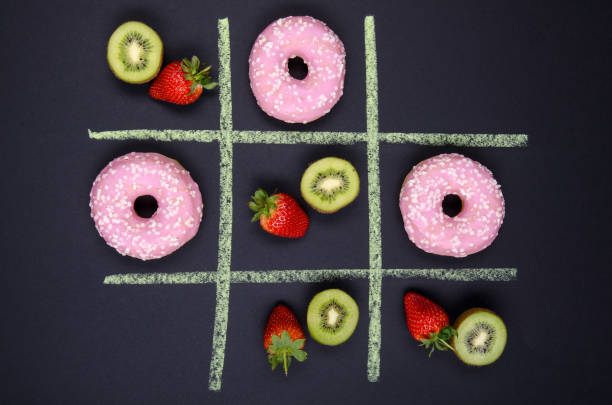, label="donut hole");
[442,194,463,218]
[288,56,308,80]
[134,195,158,218]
